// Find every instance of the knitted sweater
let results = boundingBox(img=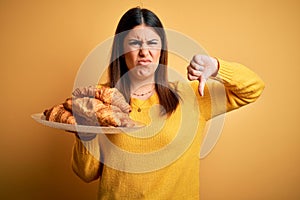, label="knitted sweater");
[71,59,265,199]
